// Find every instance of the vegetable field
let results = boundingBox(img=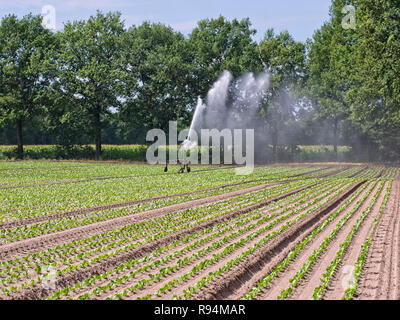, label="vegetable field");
[0,161,399,300]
